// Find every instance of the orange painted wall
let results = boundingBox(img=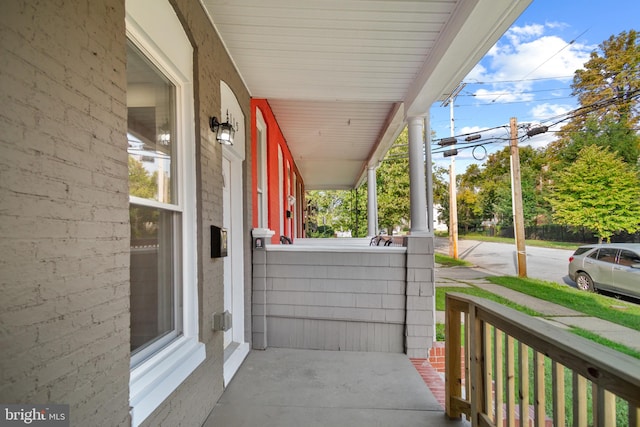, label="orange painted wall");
[251,99,305,243]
